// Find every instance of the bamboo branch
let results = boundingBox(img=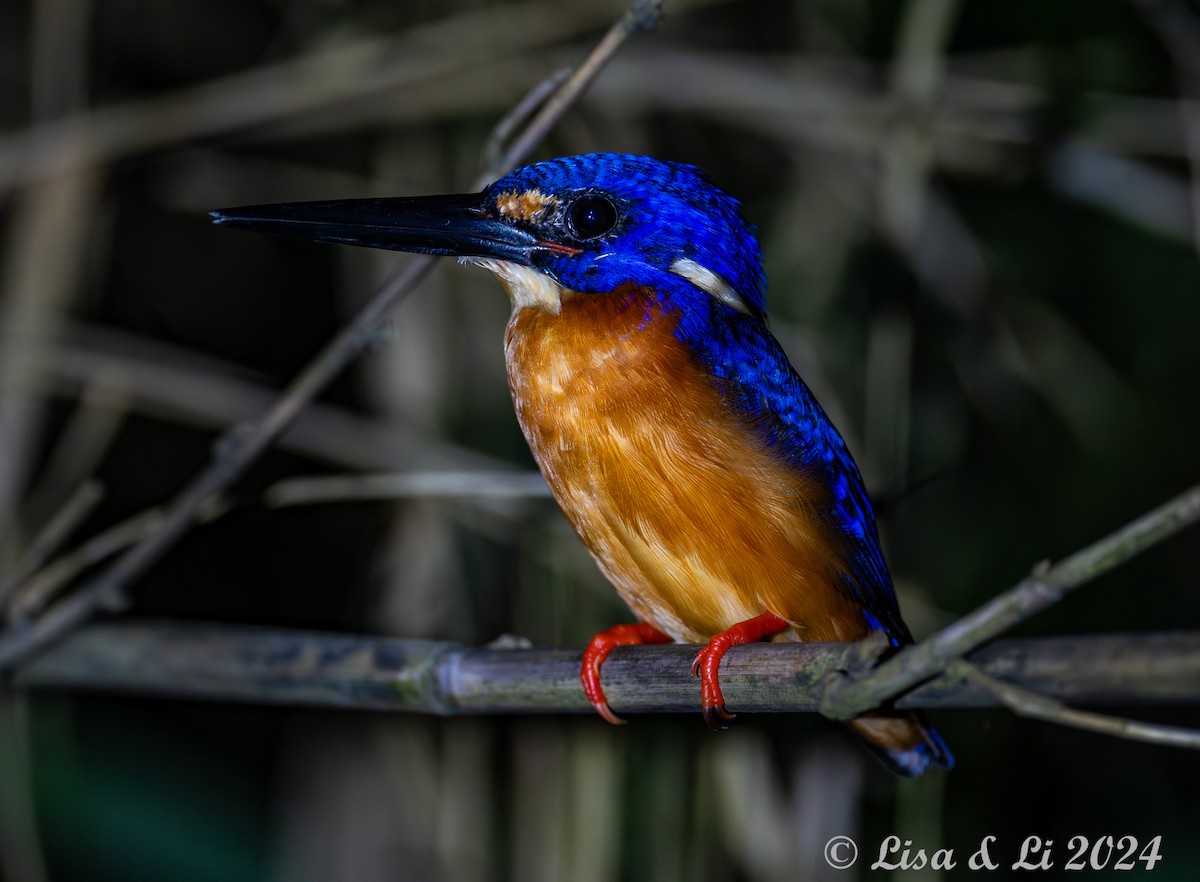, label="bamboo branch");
[0,0,663,673]
[10,622,1200,718]
[821,481,1200,720]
